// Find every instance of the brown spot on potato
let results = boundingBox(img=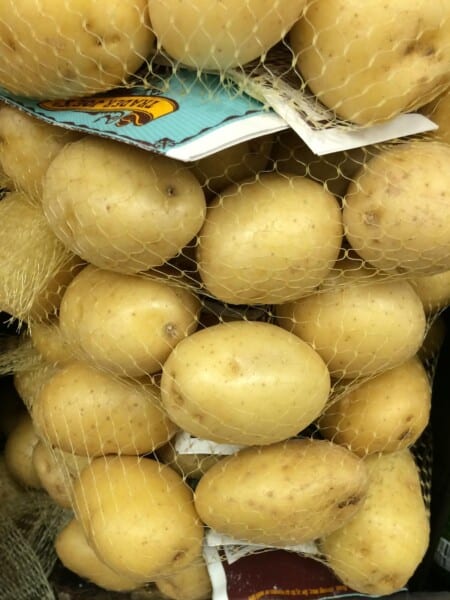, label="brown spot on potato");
[164,323,178,338]
[173,550,186,562]
[397,429,412,441]
[337,494,362,509]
